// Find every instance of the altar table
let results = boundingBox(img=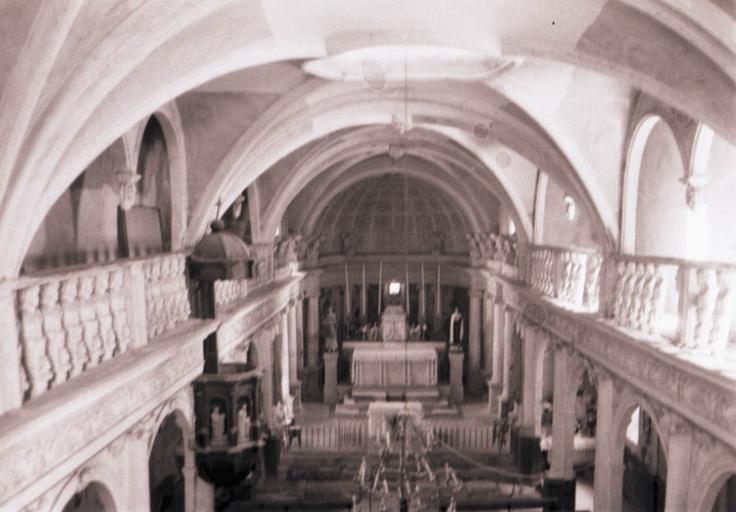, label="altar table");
[351,345,437,387]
